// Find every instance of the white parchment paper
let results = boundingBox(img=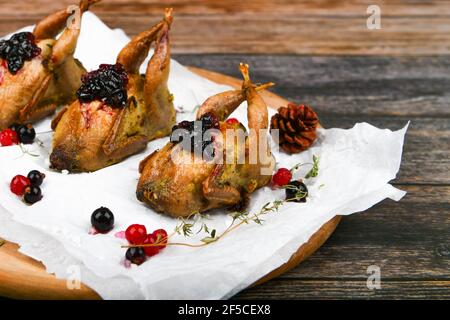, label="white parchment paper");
[0,13,408,299]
